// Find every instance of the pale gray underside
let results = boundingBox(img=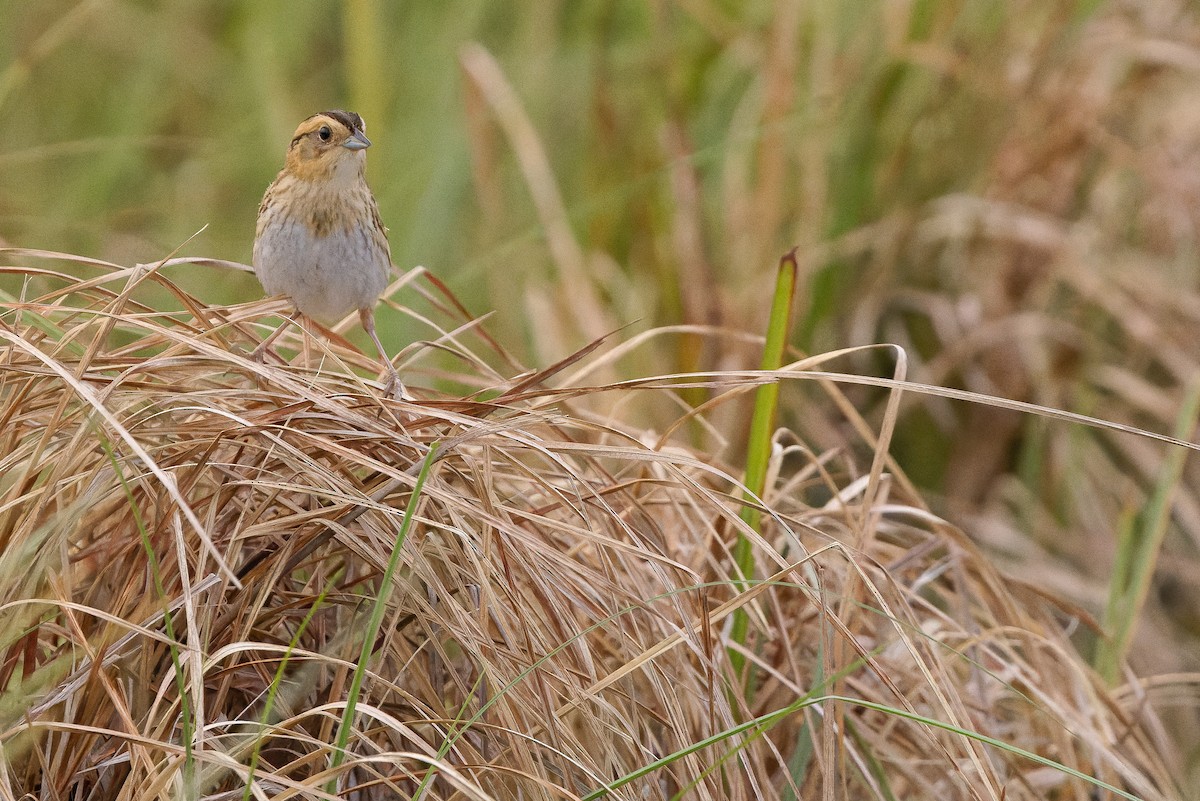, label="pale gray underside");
[253,217,389,324]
